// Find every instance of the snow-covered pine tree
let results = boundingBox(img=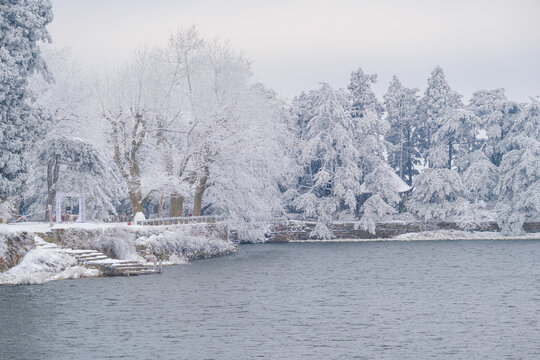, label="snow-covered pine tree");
[408,67,471,221]
[0,0,53,214]
[292,83,363,238]
[417,66,462,166]
[348,67,384,119]
[383,76,420,185]
[495,100,540,234]
[358,163,401,234]
[348,68,399,233]
[468,89,521,166]
[430,108,479,170]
